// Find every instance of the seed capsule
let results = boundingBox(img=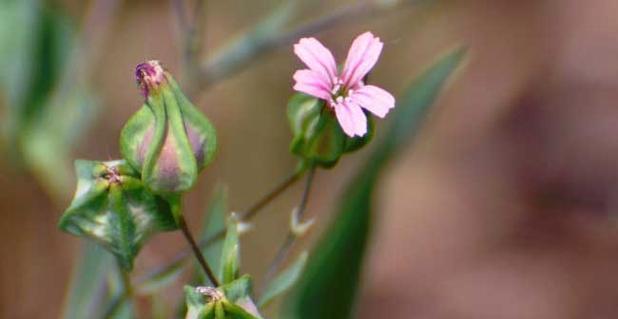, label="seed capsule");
[120,61,217,194]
